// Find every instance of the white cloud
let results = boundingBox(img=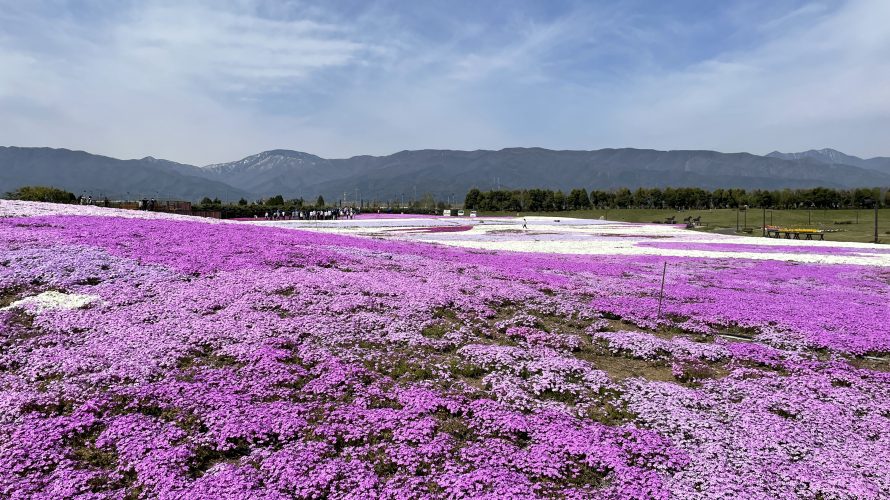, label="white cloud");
[0,0,888,164]
[609,0,890,157]
[110,4,371,93]
[0,0,383,163]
